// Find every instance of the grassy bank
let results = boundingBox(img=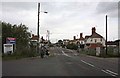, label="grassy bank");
[2,48,38,60]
